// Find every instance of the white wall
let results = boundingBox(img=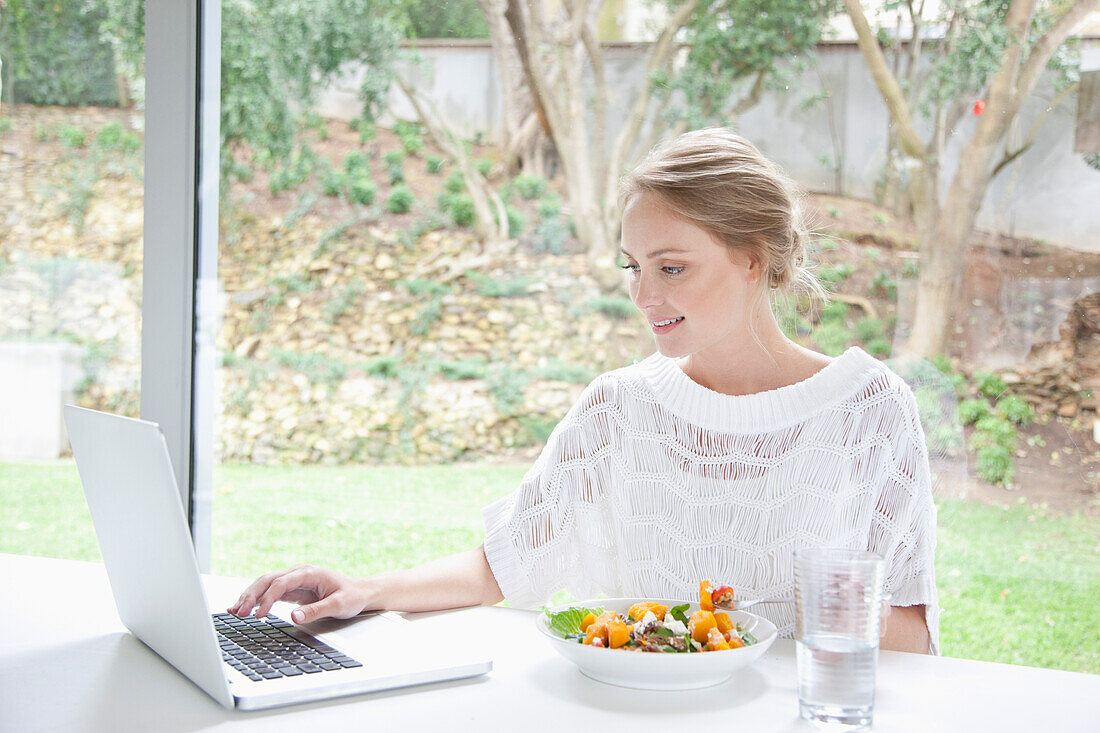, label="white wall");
[317,40,1100,253]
